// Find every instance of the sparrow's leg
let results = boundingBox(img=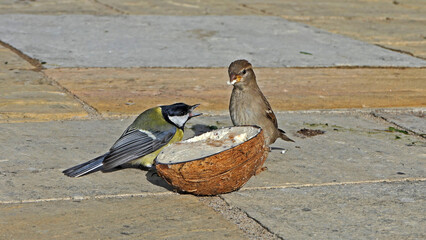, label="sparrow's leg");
[269,146,287,154]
